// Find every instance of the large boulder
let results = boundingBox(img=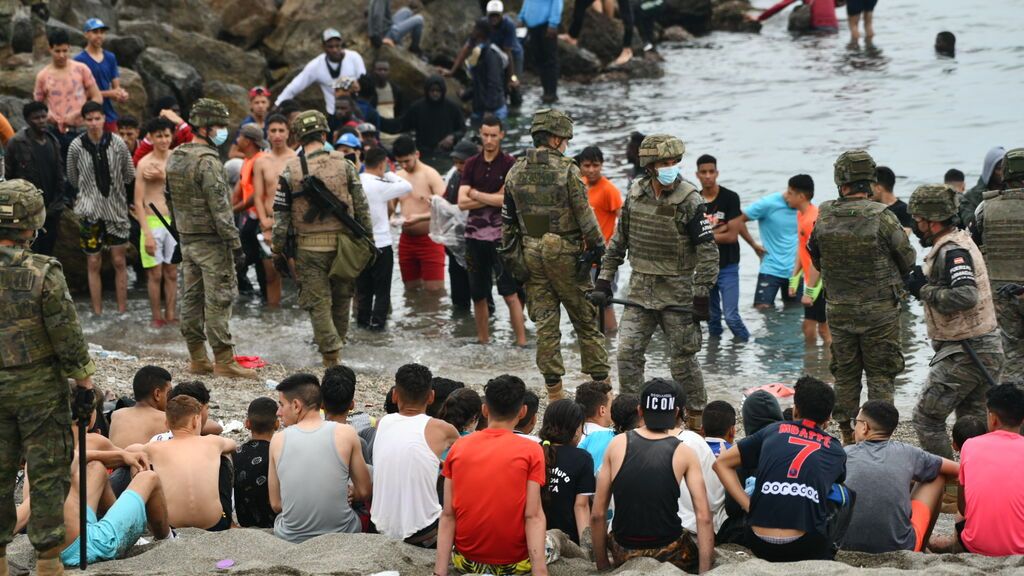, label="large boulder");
[262,0,364,68]
[204,80,250,127]
[418,0,479,65]
[51,0,120,33]
[120,21,268,88]
[208,0,278,49]
[568,7,631,64]
[555,40,602,77]
[134,47,203,114]
[104,34,146,69]
[373,43,460,104]
[711,0,761,33]
[44,19,86,47]
[0,64,39,99]
[114,67,149,123]
[663,0,714,34]
[117,0,218,37]
[0,95,29,131]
